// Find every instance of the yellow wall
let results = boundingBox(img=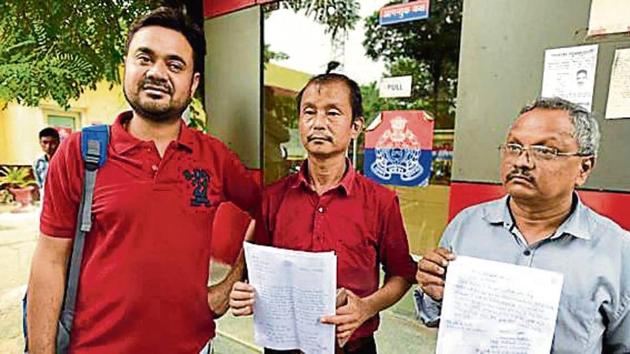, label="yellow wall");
[392,185,450,256]
[264,63,312,92]
[0,81,128,165]
[0,103,44,165]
